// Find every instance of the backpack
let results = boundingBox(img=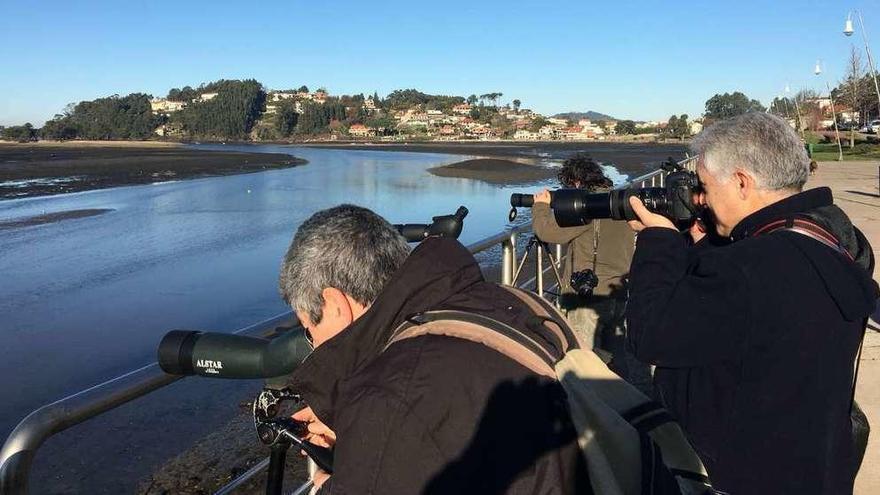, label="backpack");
[384,285,716,495]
